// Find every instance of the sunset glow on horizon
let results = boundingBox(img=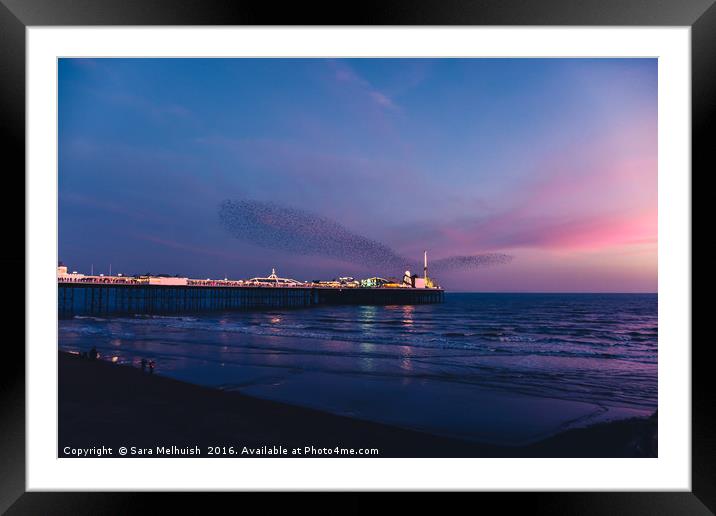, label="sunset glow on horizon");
[59,58,657,292]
